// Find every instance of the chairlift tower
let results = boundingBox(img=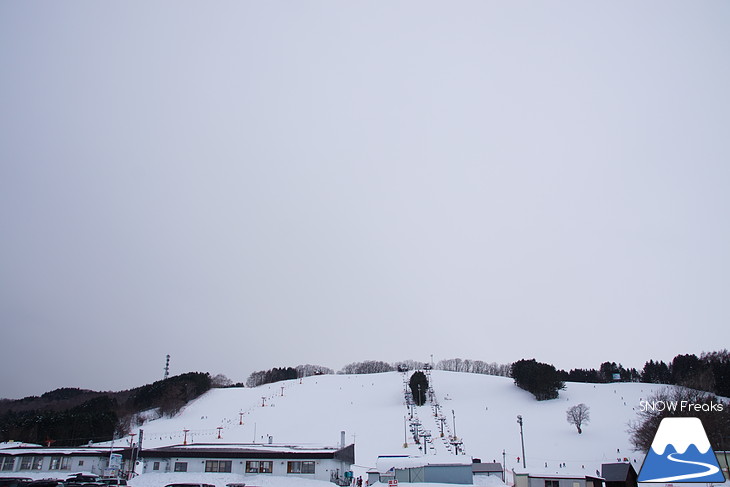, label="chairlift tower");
[517,415,526,468]
[420,431,432,455]
[450,437,463,455]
